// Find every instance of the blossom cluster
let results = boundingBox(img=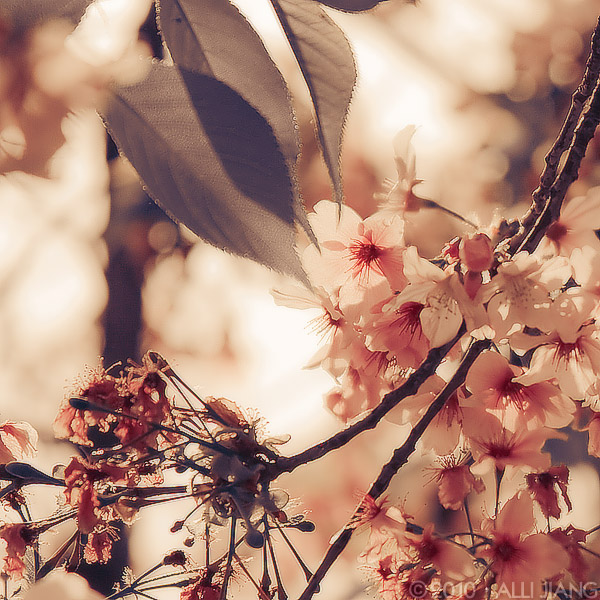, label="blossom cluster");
[273,127,600,598]
[0,353,314,599]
